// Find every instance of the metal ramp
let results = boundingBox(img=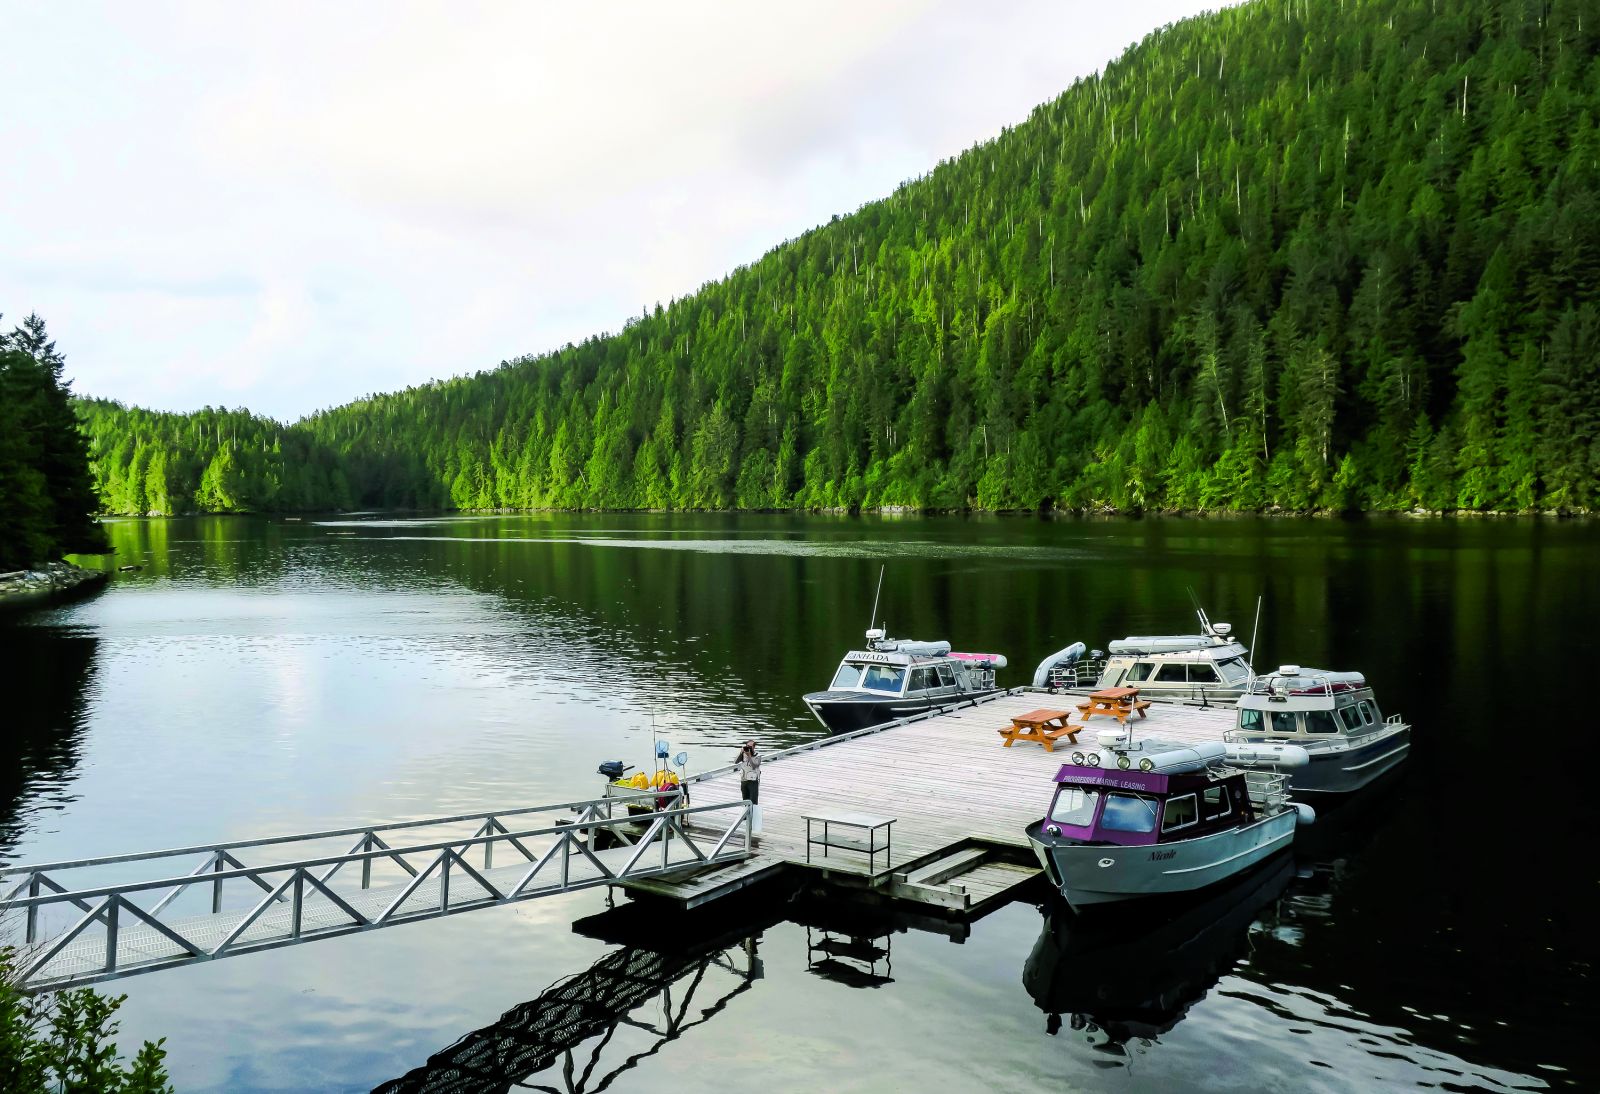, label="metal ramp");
[0,794,752,993]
